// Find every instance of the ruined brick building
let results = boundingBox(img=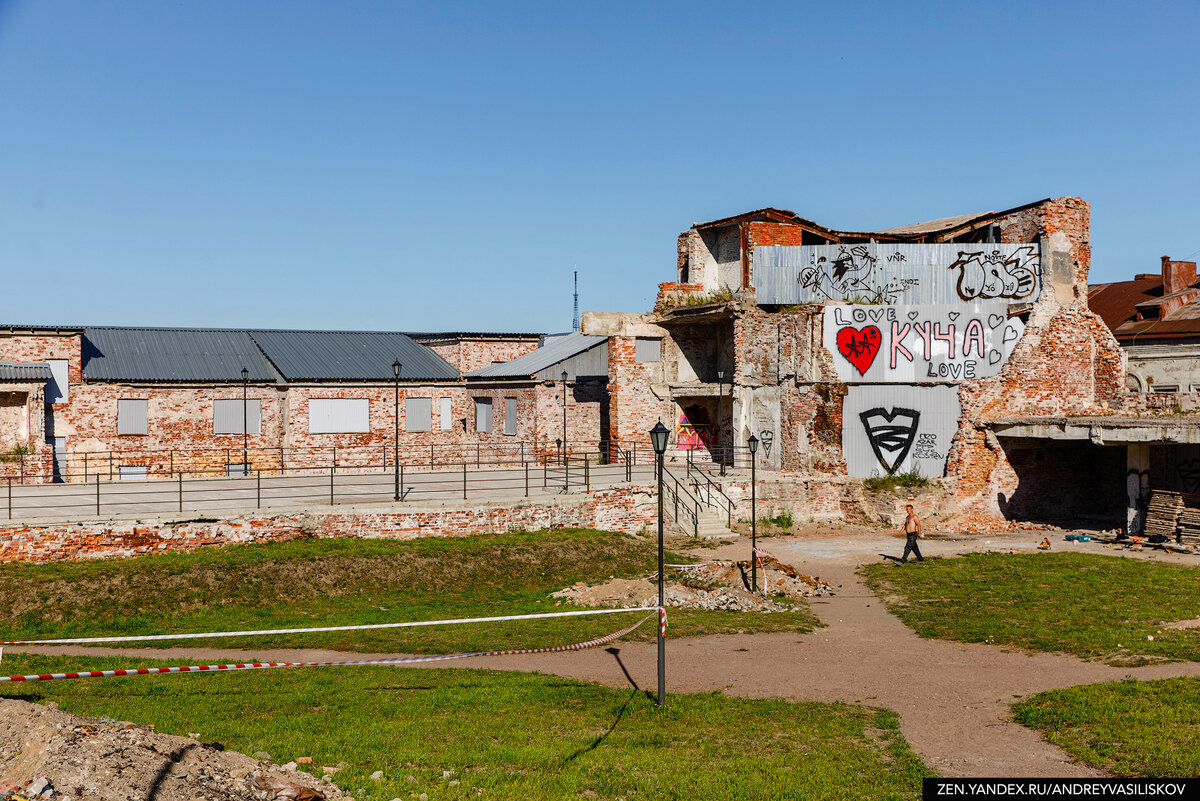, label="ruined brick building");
[584,197,1131,527]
